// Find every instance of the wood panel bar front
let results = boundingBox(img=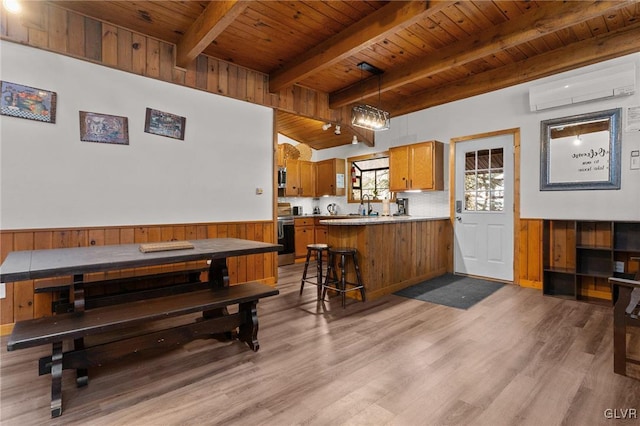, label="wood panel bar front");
[322,217,452,301]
